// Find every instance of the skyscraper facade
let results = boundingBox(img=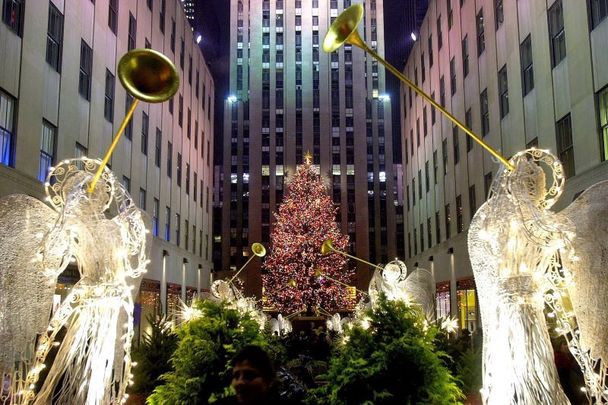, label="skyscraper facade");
[401,0,608,331]
[219,0,397,296]
[0,0,215,332]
